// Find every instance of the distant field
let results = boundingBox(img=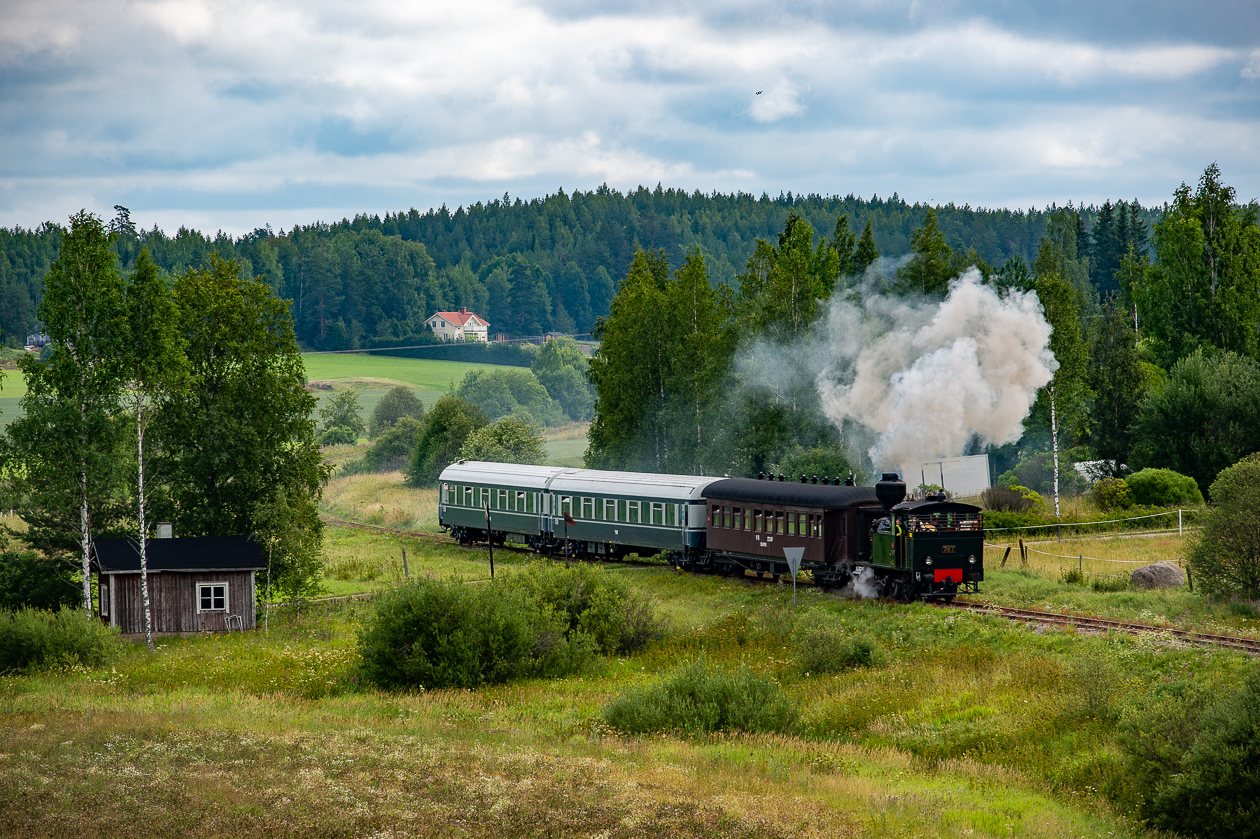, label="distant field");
[302,353,498,391]
[0,368,26,429]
